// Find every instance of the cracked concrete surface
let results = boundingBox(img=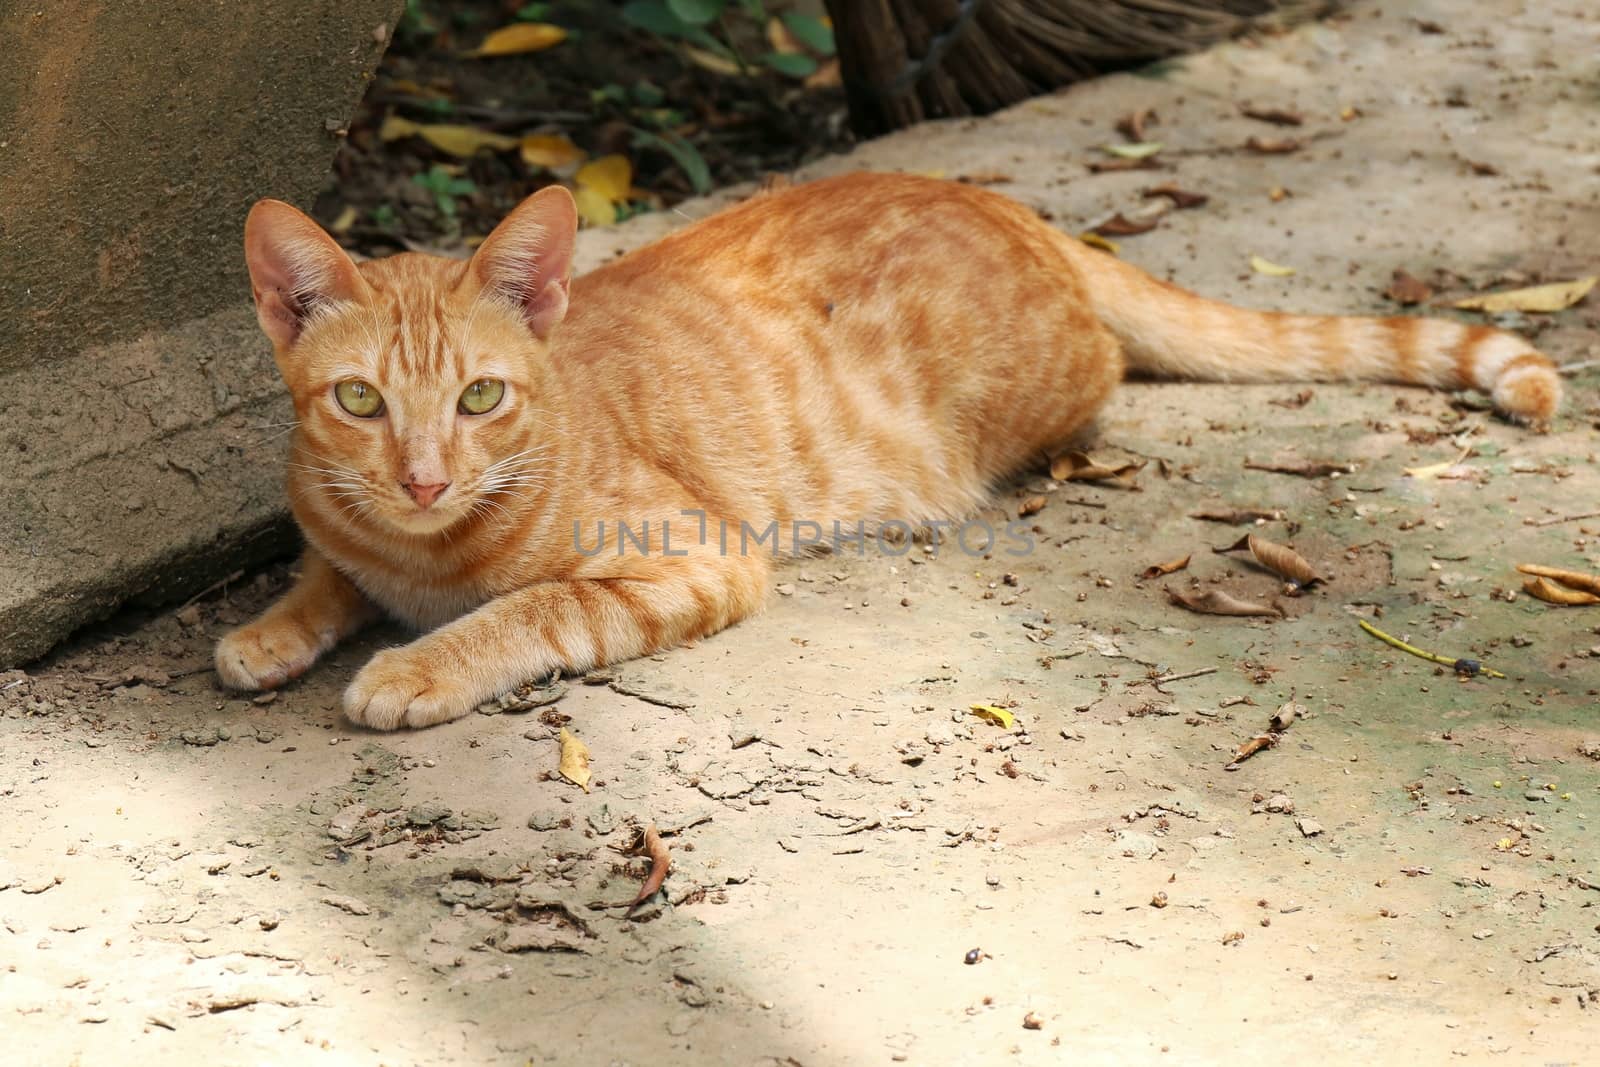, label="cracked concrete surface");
[3,1,1599,1063]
